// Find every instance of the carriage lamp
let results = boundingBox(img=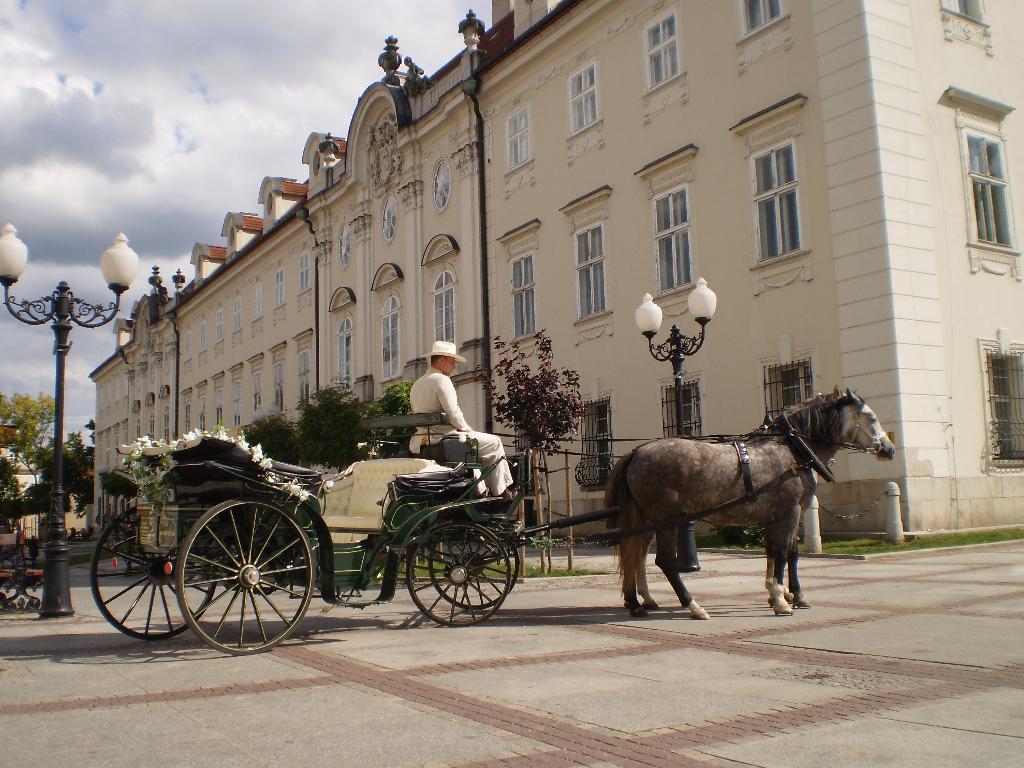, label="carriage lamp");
[0,224,138,617]
[634,278,718,573]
